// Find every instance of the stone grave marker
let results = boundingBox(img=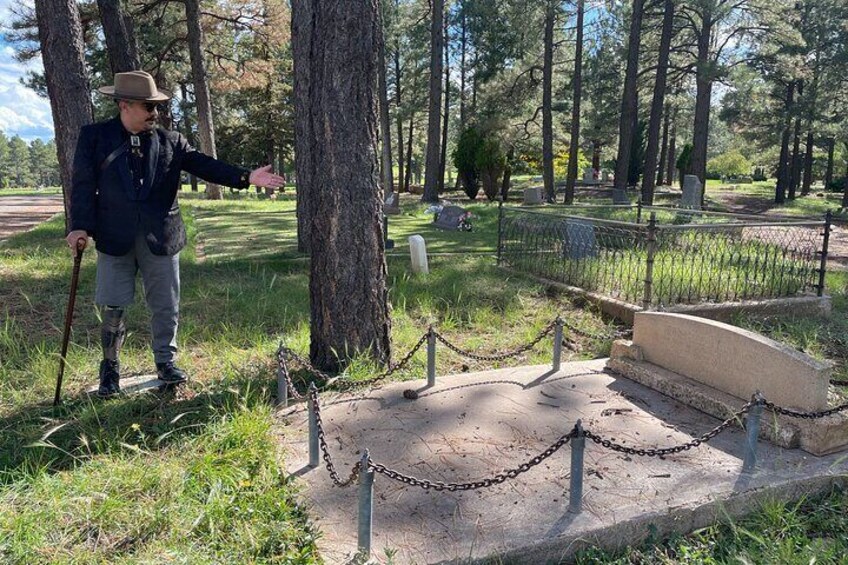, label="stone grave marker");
[681,175,702,209]
[563,219,597,259]
[523,186,542,204]
[612,187,630,204]
[433,205,470,231]
[383,192,400,215]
